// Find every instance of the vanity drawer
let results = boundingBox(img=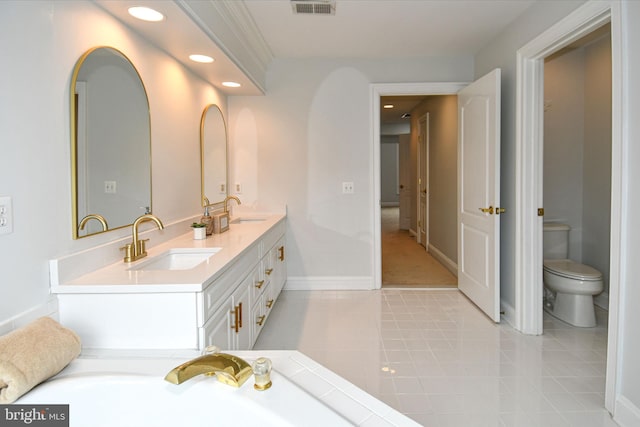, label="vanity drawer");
[197,244,260,326]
